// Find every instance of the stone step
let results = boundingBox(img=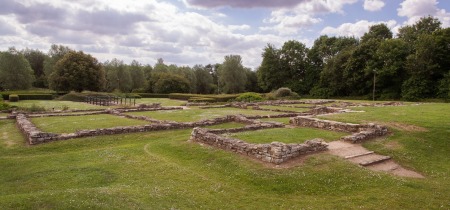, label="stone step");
[359,156,391,166]
[345,151,374,159]
[346,153,386,164]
